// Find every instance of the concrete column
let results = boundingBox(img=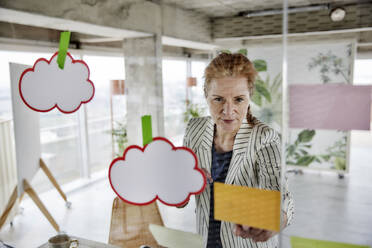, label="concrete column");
[123,35,164,146]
